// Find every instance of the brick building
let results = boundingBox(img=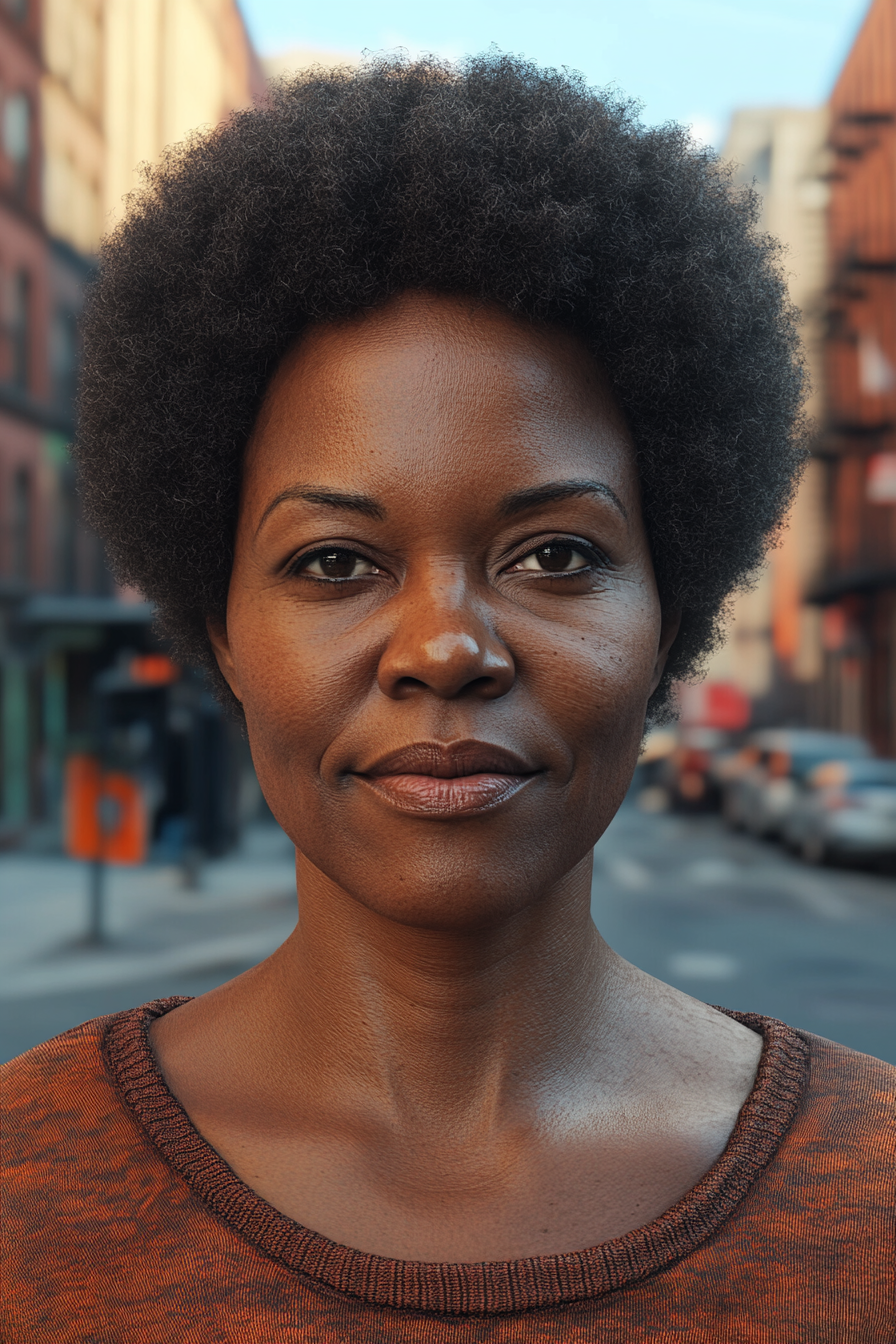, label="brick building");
[816,0,896,756]
[0,0,263,846]
[707,106,830,715]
